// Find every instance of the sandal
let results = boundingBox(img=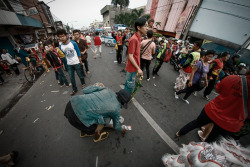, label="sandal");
[80,131,94,138]
[82,84,86,89]
[60,84,65,88]
[93,131,109,142]
[175,131,180,137]
[198,130,206,142]
[70,91,77,96]
[66,83,72,88]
